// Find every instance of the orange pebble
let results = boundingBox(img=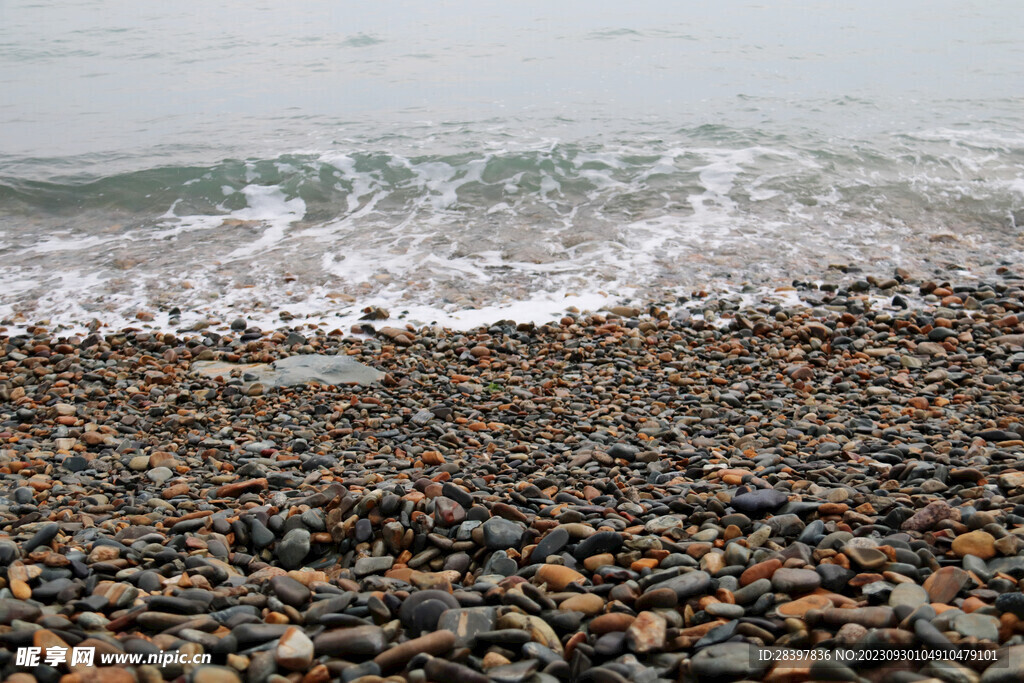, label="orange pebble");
[630,558,659,572]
